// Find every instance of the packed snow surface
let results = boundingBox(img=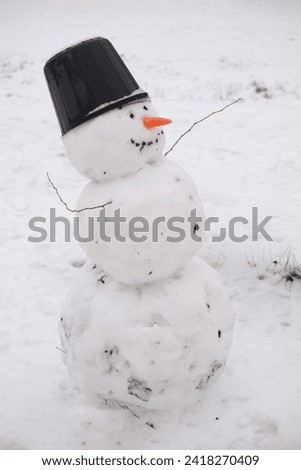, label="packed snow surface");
[1,0,301,450]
